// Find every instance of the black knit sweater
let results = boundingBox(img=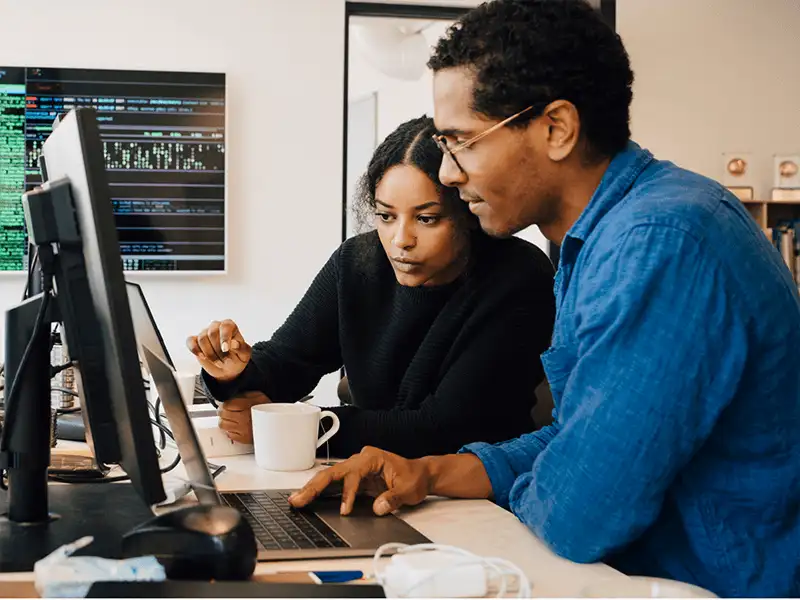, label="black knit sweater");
[204,230,555,458]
